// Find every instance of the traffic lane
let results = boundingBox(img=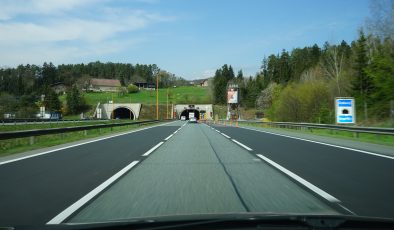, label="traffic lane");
[69,123,338,223]
[0,124,179,225]
[198,124,340,214]
[212,125,394,218]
